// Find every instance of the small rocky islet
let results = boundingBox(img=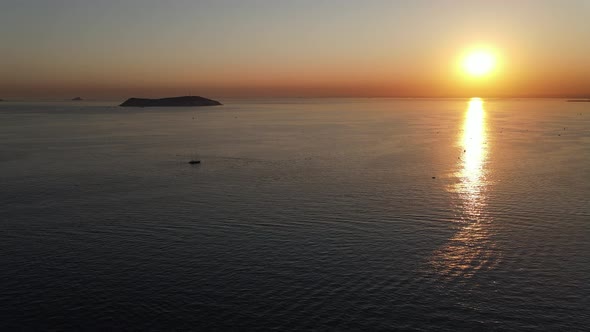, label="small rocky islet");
[120,96,222,107]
